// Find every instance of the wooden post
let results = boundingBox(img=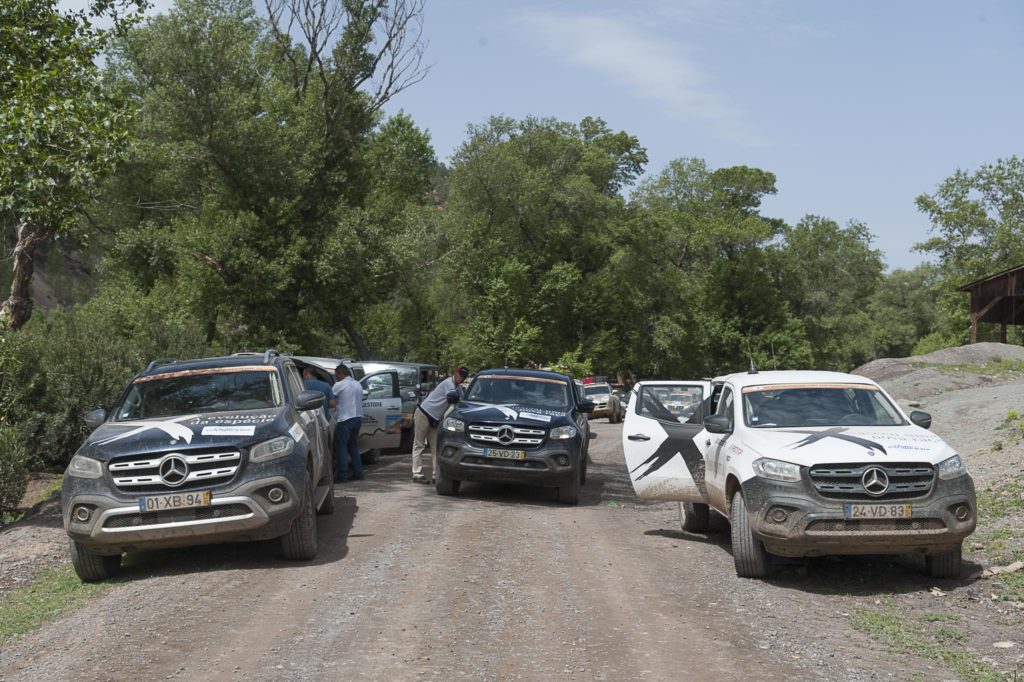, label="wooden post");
[970,288,978,344]
[1000,323,1008,343]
